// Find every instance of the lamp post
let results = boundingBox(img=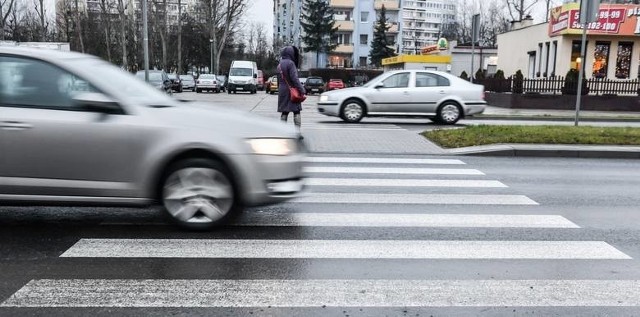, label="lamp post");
[209,39,213,74]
